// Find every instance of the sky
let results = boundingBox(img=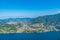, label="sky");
[0,0,60,19]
